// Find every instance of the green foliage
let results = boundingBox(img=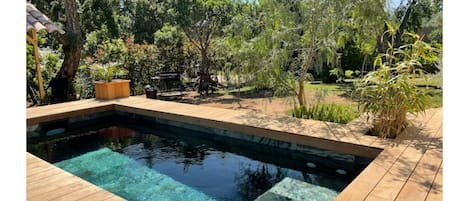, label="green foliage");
[304,83,344,94]
[133,84,146,95]
[133,0,168,43]
[291,103,359,124]
[329,68,344,83]
[395,0,442,36]
[42,51,62,87]
[339,40,369,73]
[174,0,233,74]
[95,38,126,64]
[28,0,443,106]
[80,0,120,38]
[83,27,112,58]
[74,64,95,99]
[26,41,63,104]
[90,63,128,82]
[120,40,159,93]
[291,80,357,124]
[355,31,439,138]
[154,24,188,73]
[225,0,388,105]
